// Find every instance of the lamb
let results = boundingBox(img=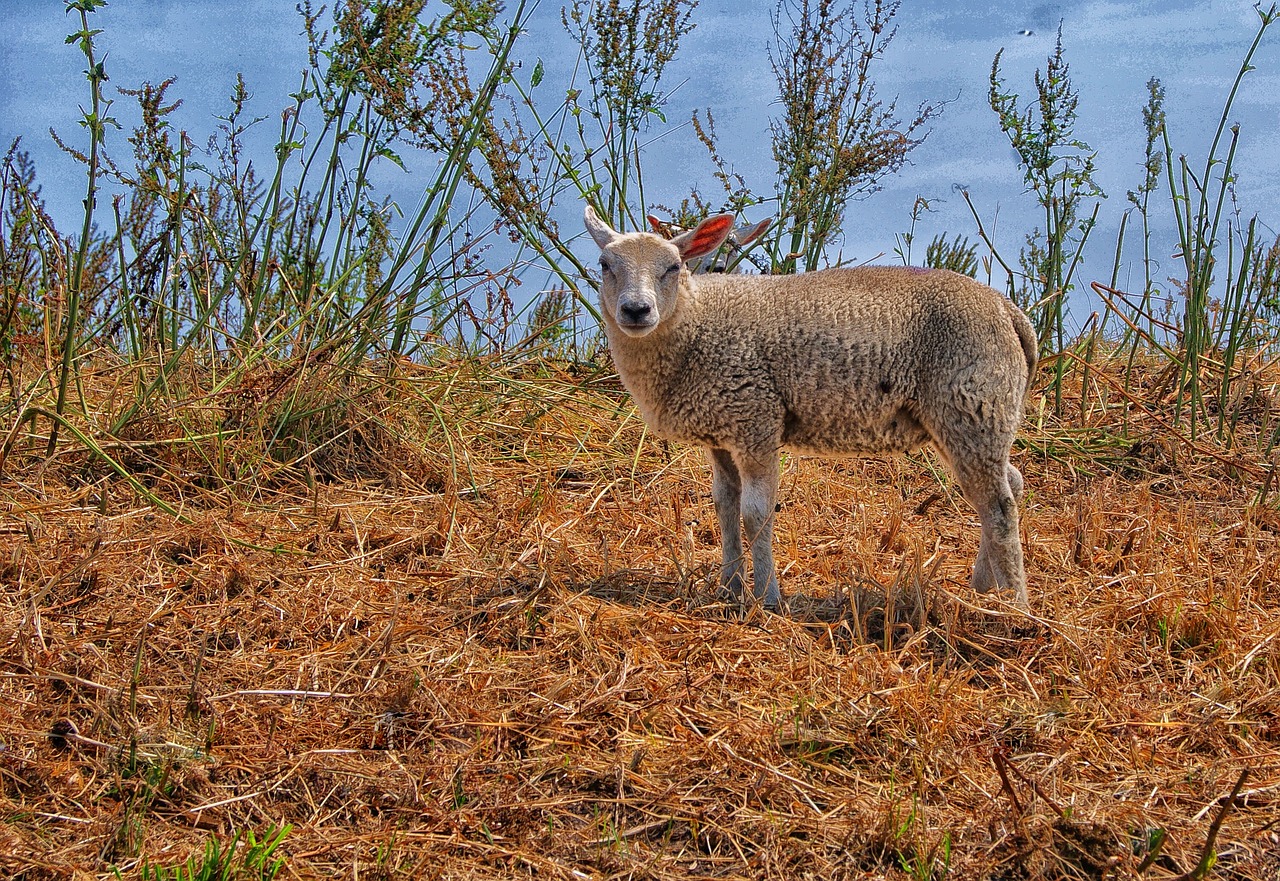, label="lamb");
[584,205,1038,611]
